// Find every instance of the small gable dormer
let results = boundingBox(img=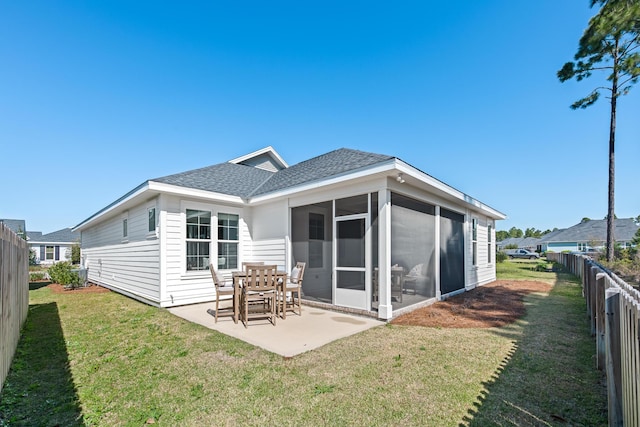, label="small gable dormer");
[228,146,288,172]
